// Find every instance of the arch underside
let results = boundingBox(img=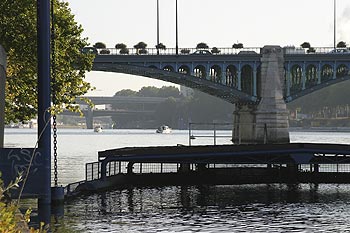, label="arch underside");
[93,63,257,104]
[286,75,350,103]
